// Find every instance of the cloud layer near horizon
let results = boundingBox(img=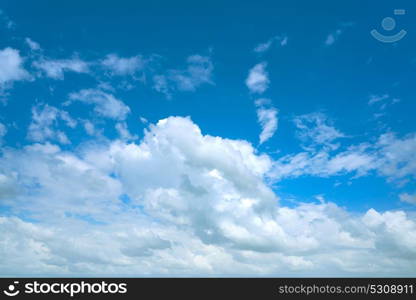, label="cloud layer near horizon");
[1,116,415,276]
